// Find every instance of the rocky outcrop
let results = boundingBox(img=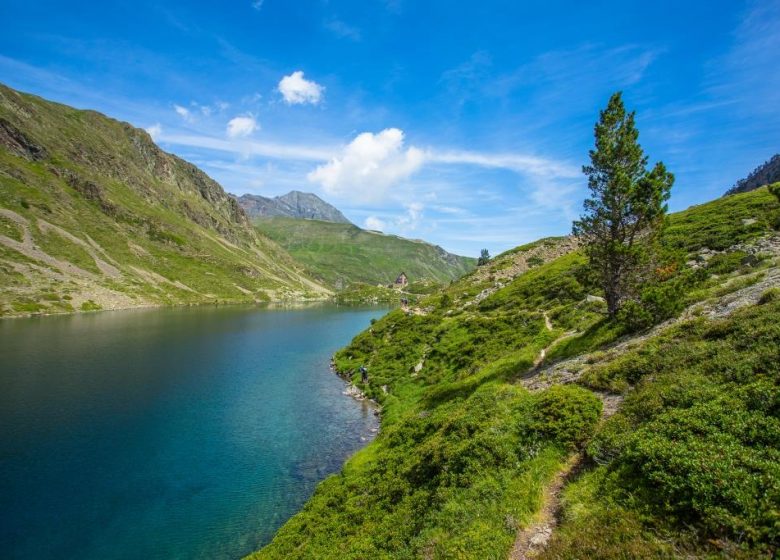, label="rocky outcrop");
[0,117,47,161]
[725,154,780,196]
